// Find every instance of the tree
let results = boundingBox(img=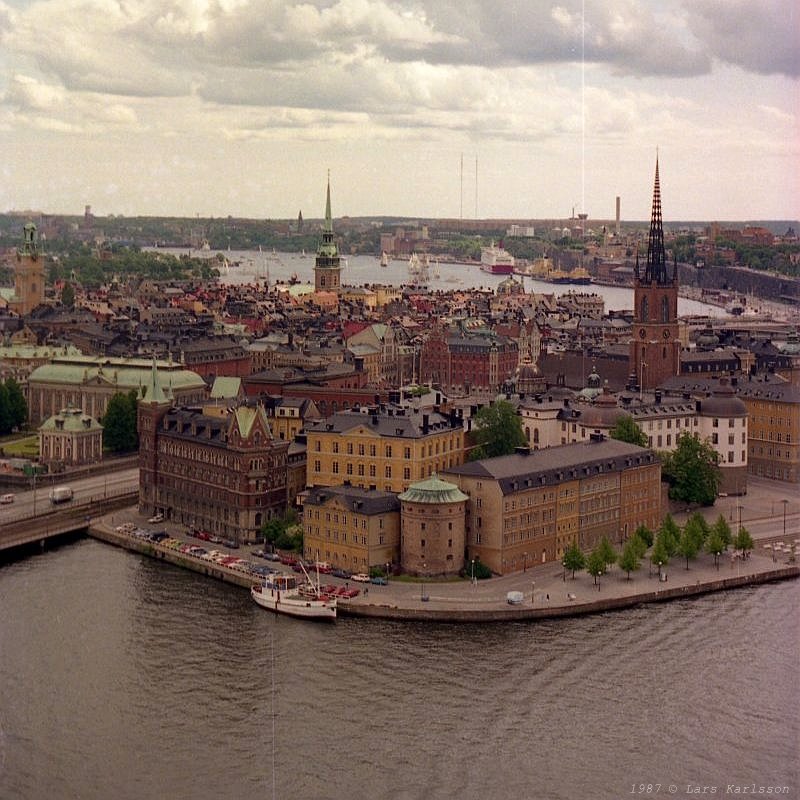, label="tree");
[562,540,586,579]
[660,432,721,505]
[658,514,681,558]
[468,399,527,460]
[586,548,605,587]
[0,384,10,435]
[101,390,139,452]
[609,414,648,448]
[618,540,642,580]
[651,537,669,575]
[4,378,27,430]
[633,523,653,548]
[711,514,733,550]
[597,536,617,571]
[683,512,710,550]
[629,532,648,560]
[261,510,299,549]
[734,526,754,557]
[676,526,700,569]
[61,282,75,309]
[705,529,725,570]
